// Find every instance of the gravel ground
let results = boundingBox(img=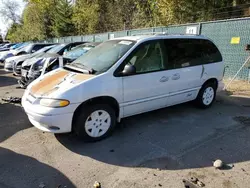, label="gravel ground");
[1,65,250,188]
